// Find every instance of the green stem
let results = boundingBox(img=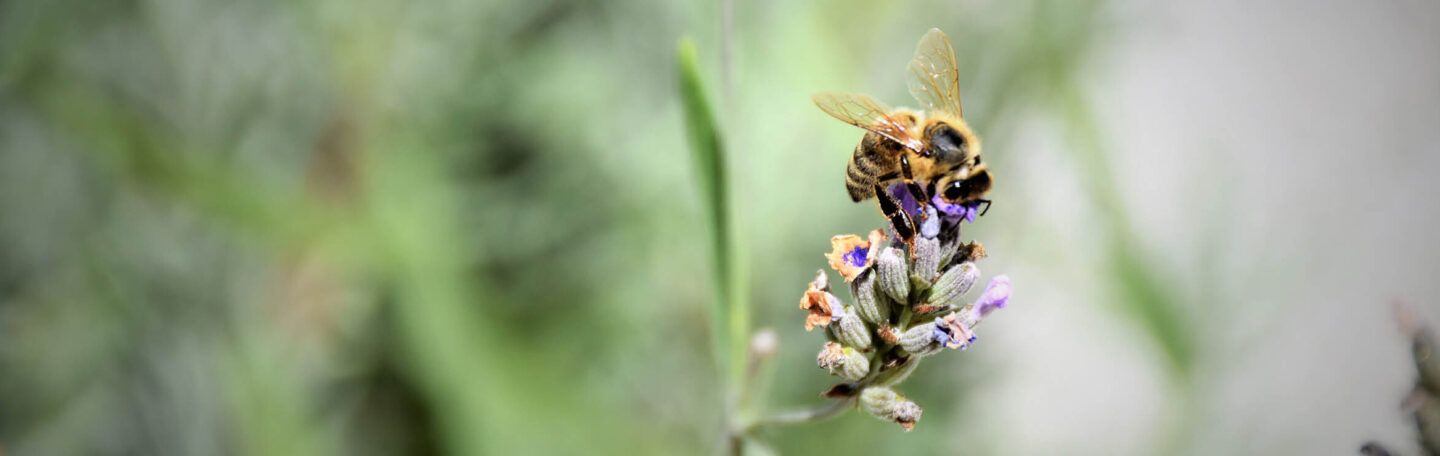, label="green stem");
[898,307,915,331]
[740,398,856,434]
